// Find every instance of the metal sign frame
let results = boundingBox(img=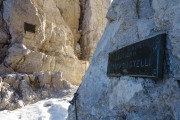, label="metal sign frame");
[107,33,166,79]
